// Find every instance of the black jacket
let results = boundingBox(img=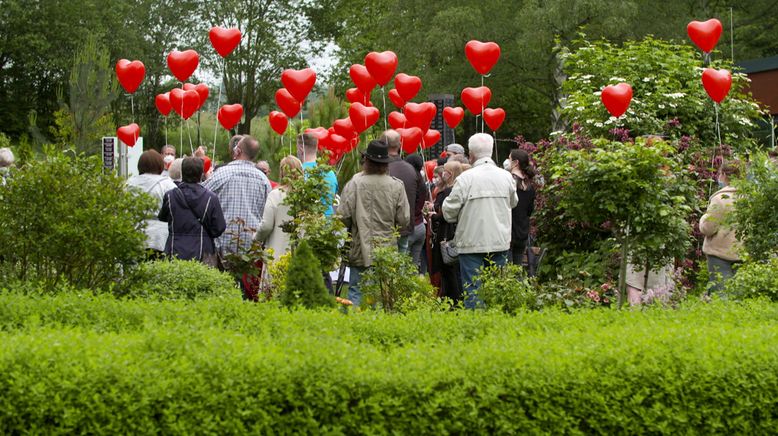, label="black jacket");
[159,182,226,261]
[388,156,420,236]
[511,175,535,247]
